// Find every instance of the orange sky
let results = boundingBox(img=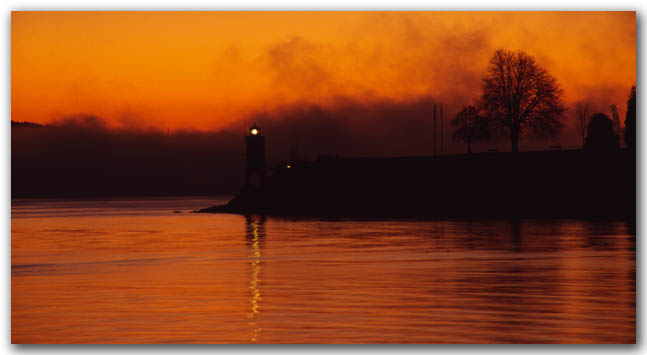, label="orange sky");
[11,11,636,131]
